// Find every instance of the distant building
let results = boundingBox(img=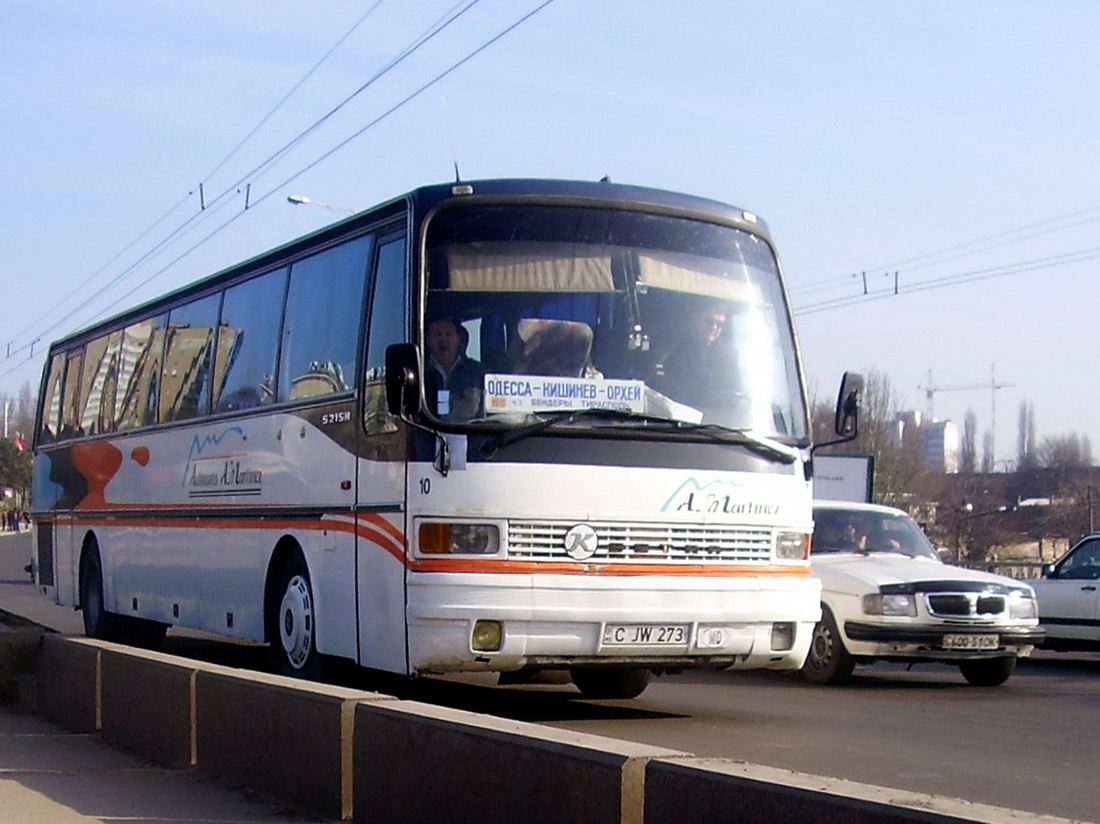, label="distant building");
[896,411,960,474]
